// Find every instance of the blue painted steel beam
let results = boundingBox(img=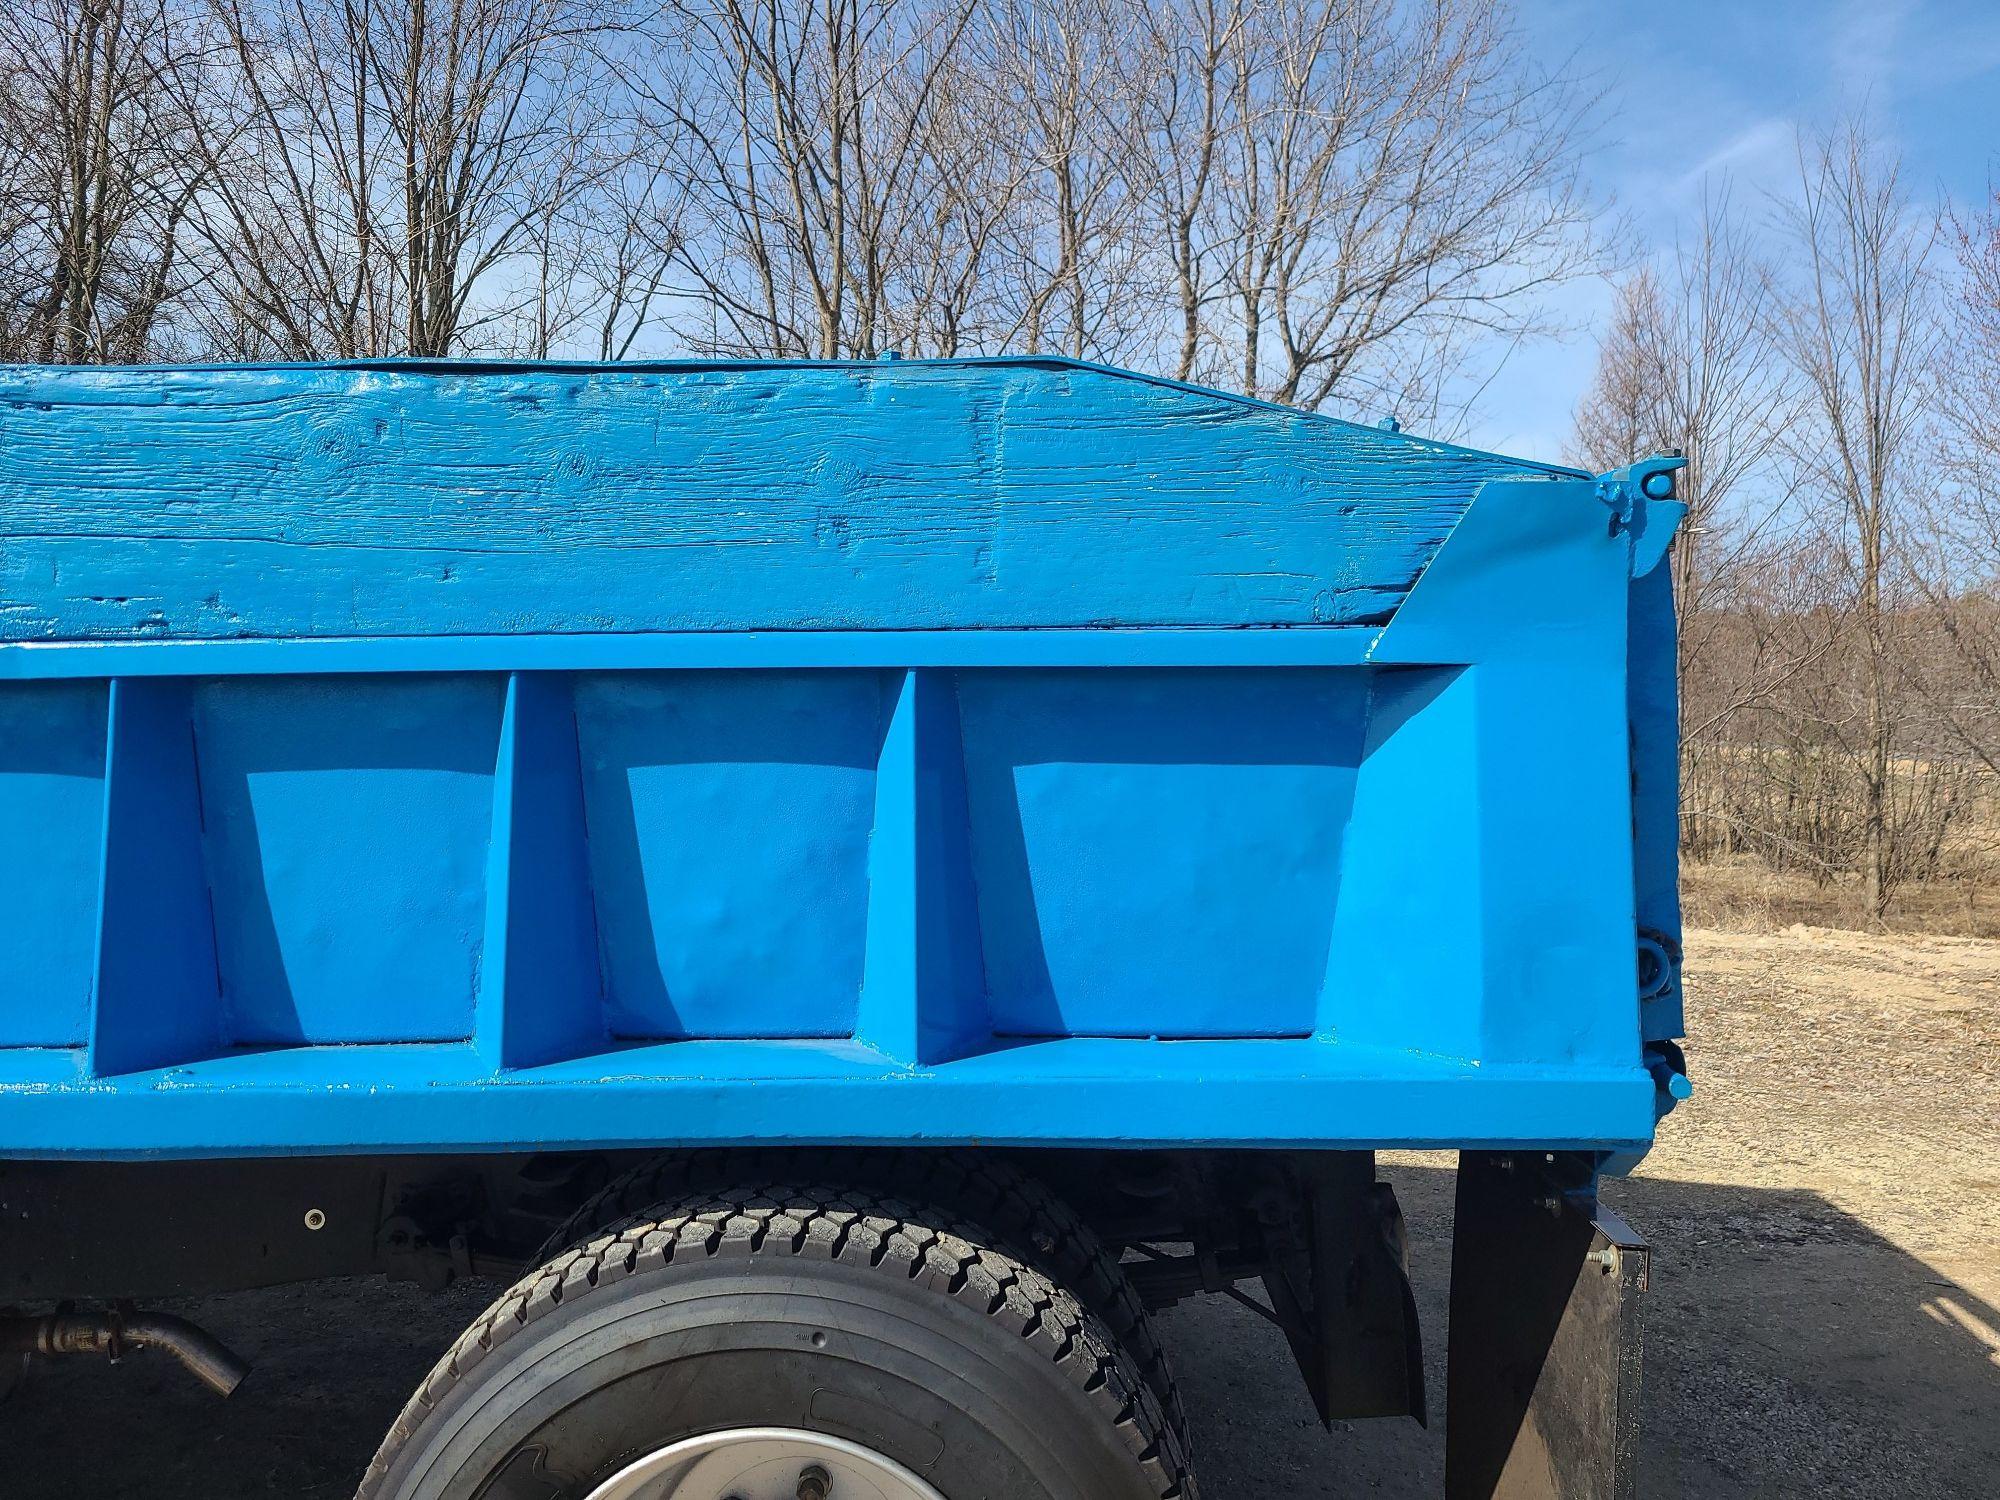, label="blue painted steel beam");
[0,1038,1656,1160]
[475,673,606,1070]
[0,628,1389,681]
